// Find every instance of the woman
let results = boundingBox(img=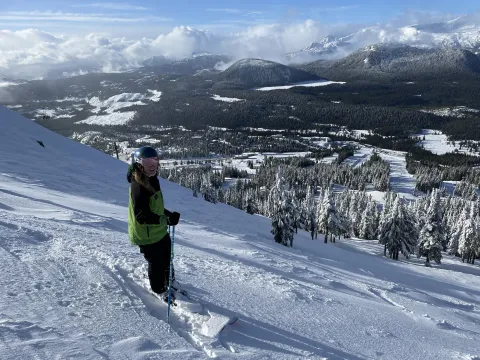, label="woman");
[127,146,181,302]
